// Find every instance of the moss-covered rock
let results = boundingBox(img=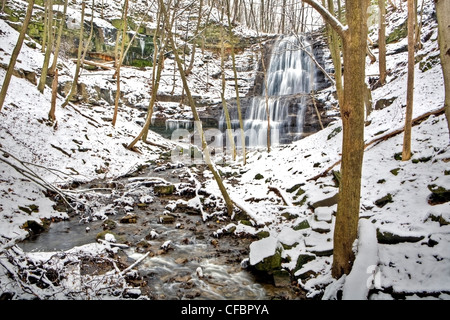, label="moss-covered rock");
[293,219,310,231]
[374,193,393,208]
[293,253,316,274]
[154,184,175,195]
[376,229,424,244]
